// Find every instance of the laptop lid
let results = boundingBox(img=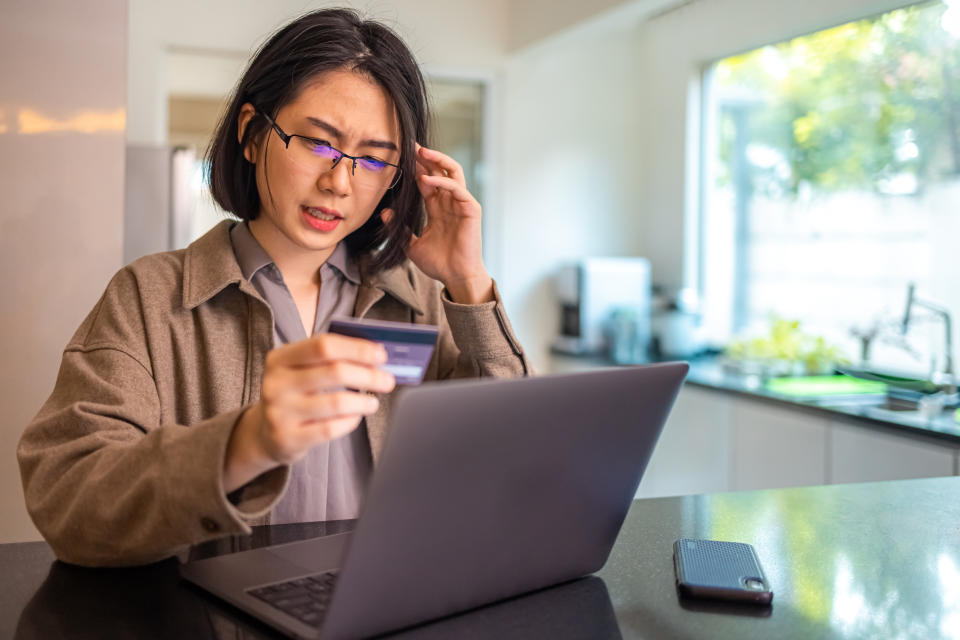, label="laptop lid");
[321,362,688,639]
